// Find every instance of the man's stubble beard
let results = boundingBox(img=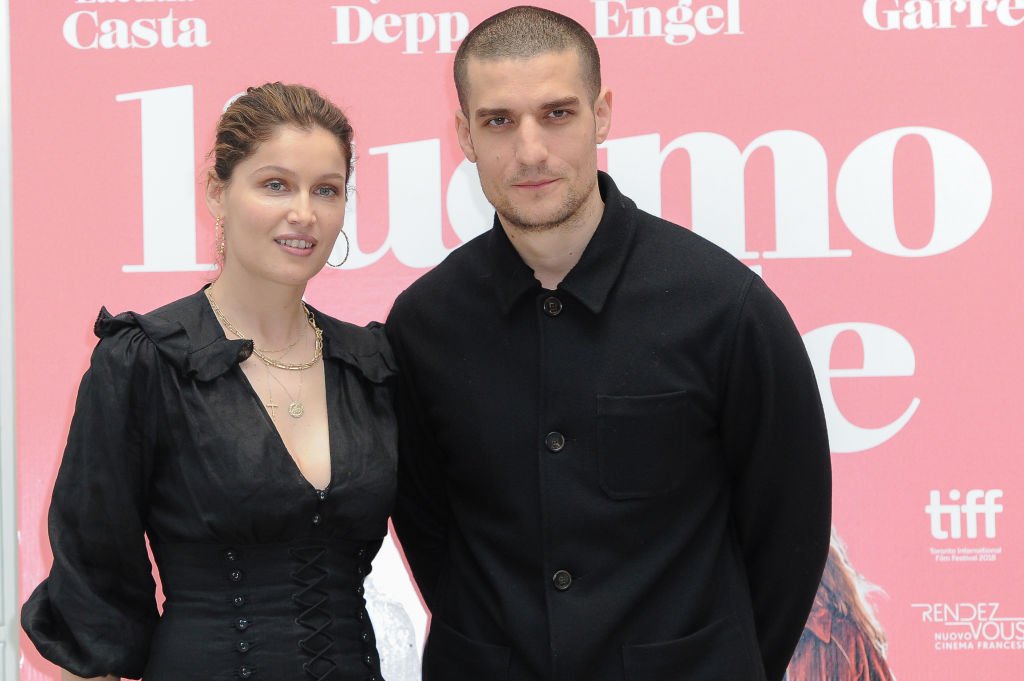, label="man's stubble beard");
[488,173,595,234]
